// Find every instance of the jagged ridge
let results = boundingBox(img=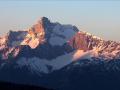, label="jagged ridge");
[0,17,120,61]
